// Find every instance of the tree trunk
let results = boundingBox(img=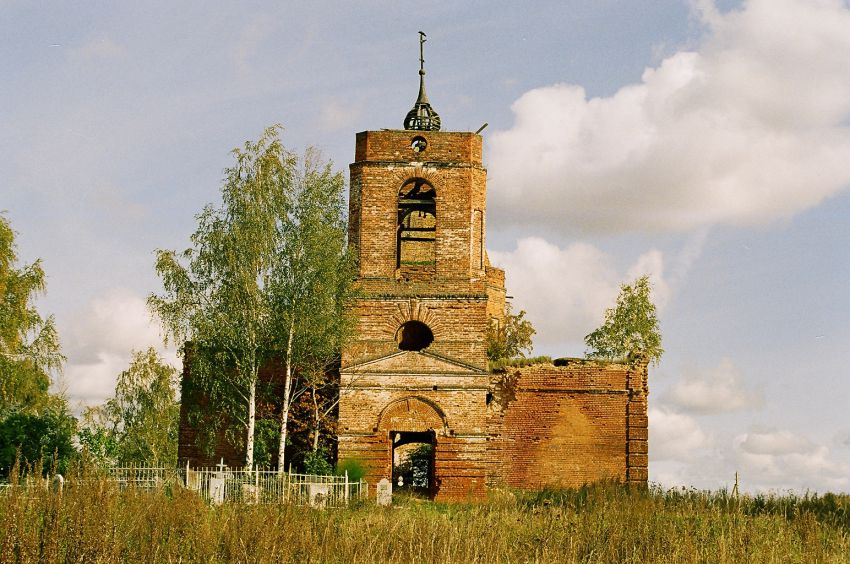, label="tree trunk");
[311,384,320,452]
[277,319,295,474]
[246,374,256,470]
